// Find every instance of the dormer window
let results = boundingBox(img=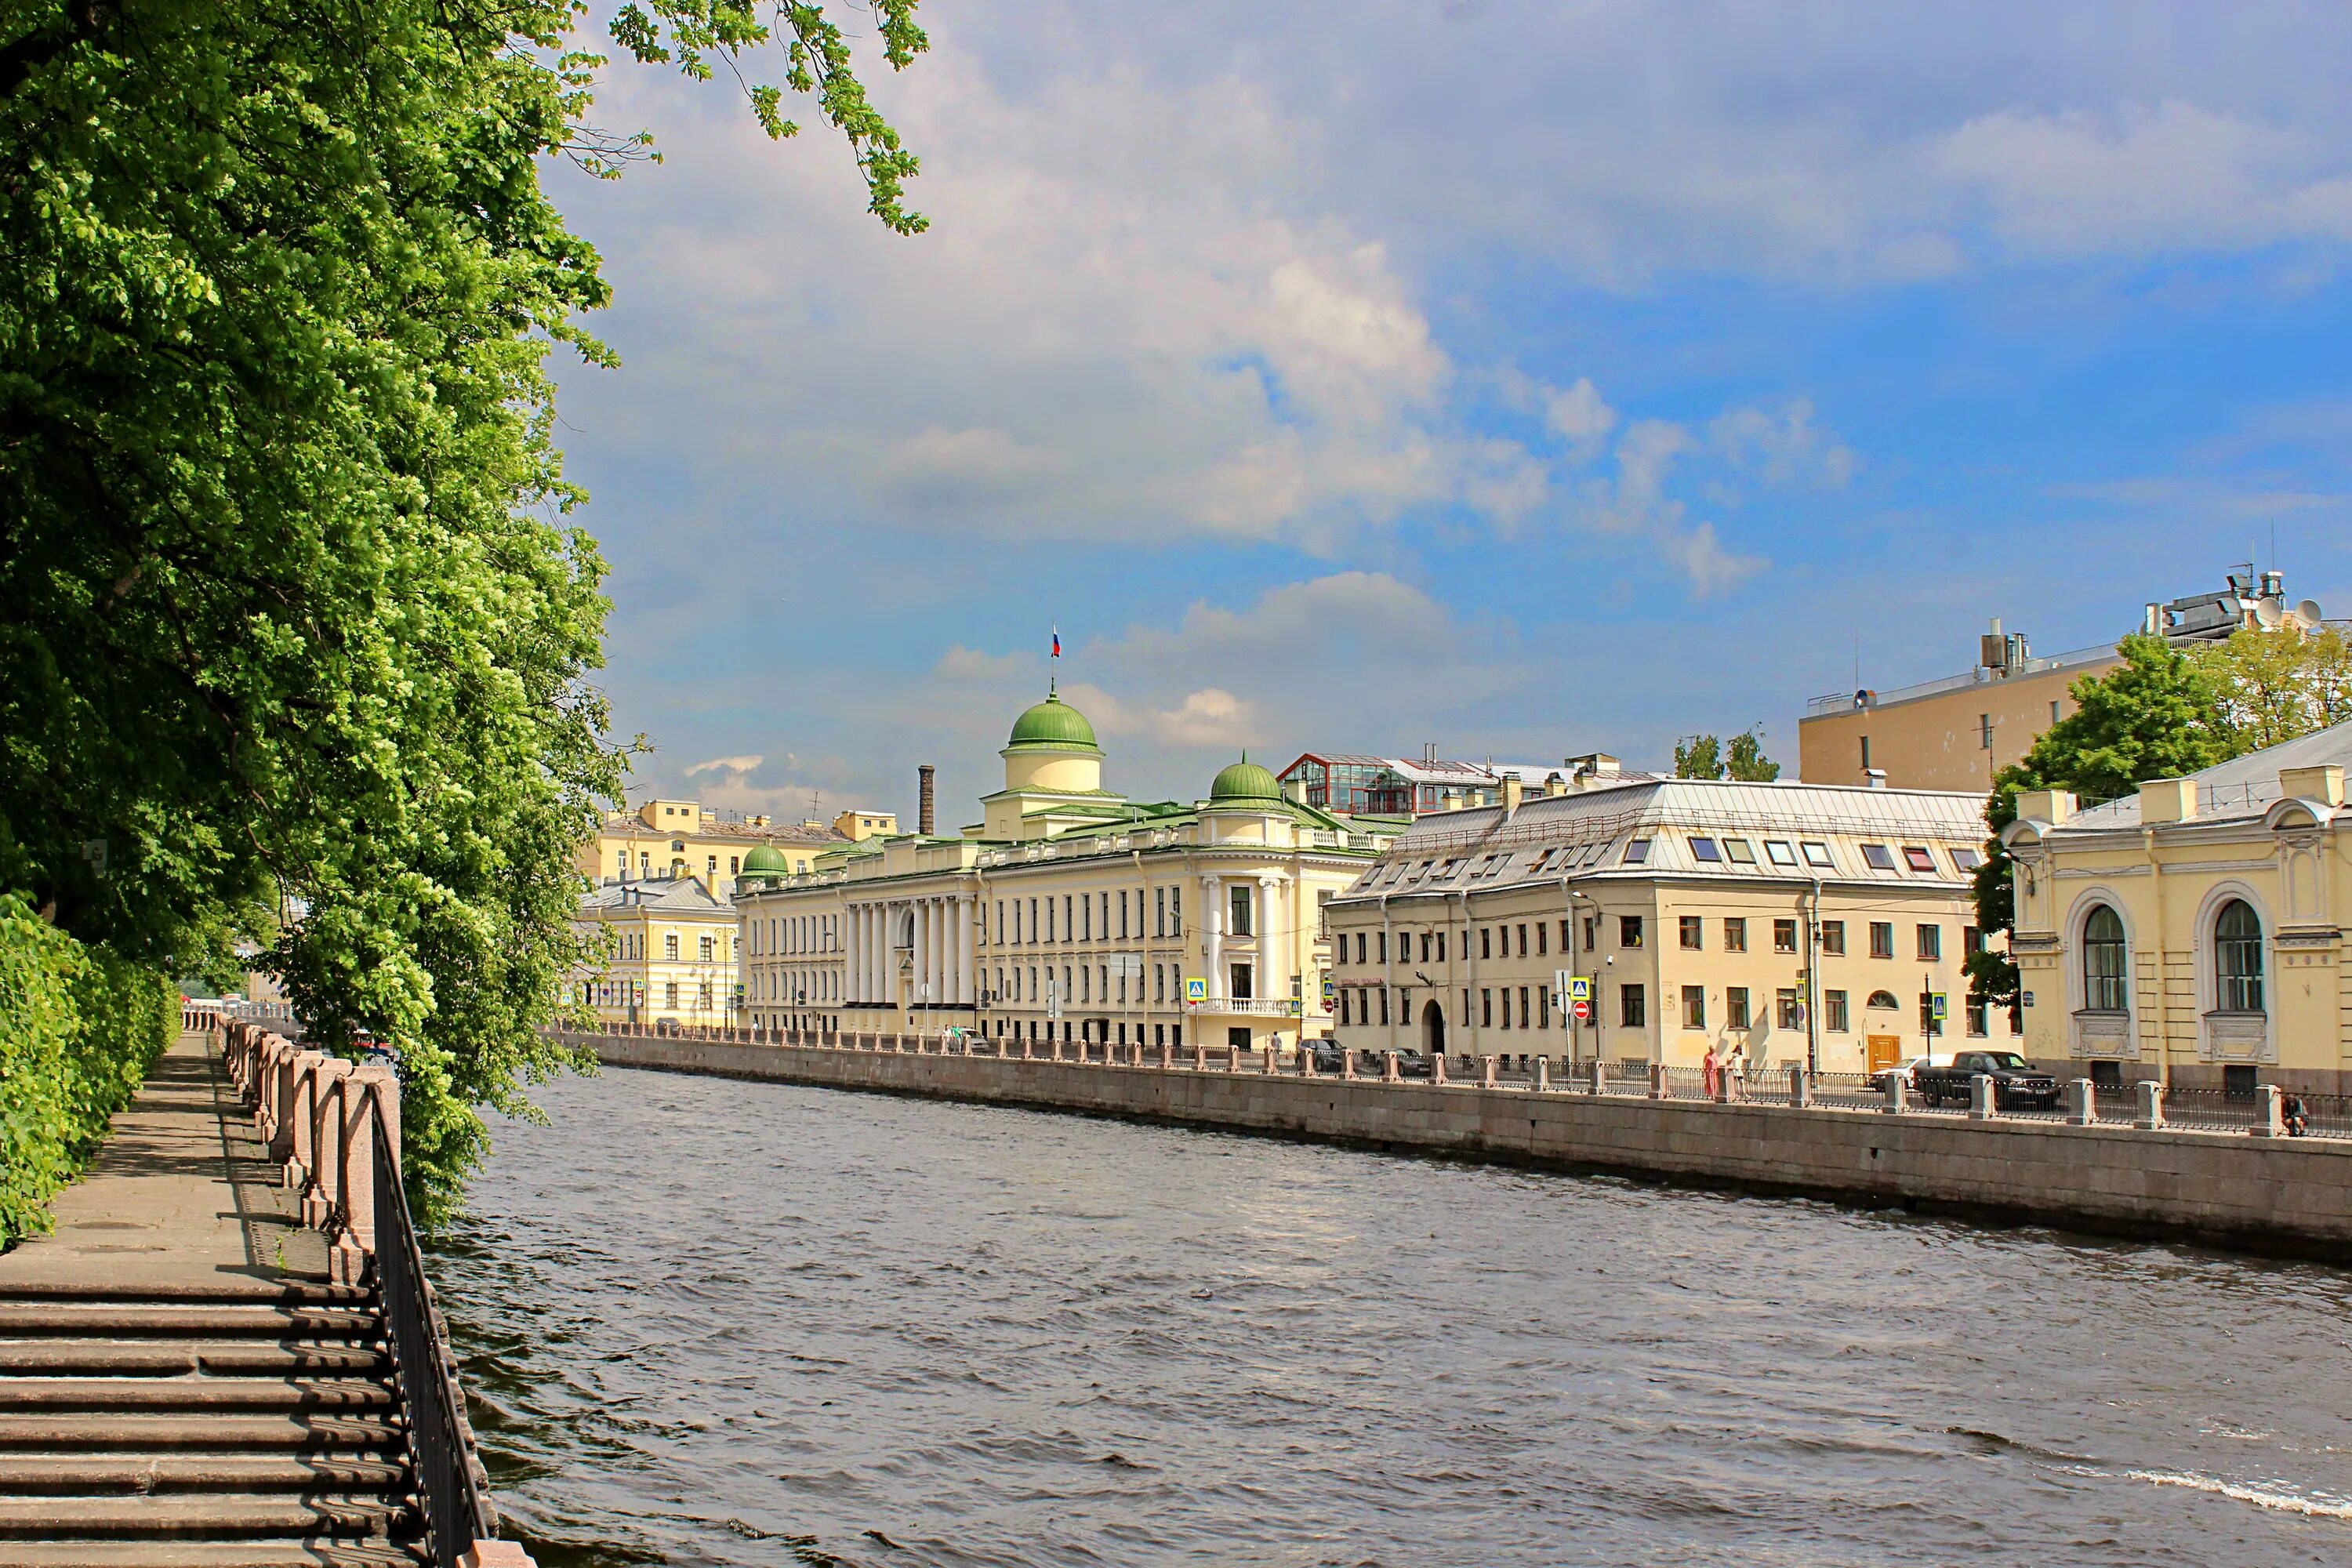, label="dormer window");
[1860,844,1896,871]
